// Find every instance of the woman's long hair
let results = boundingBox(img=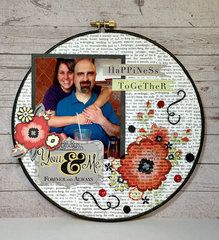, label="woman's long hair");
[53,58,76,86]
